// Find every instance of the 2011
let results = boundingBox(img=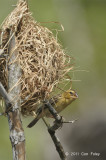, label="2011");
[71,152,80,156]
